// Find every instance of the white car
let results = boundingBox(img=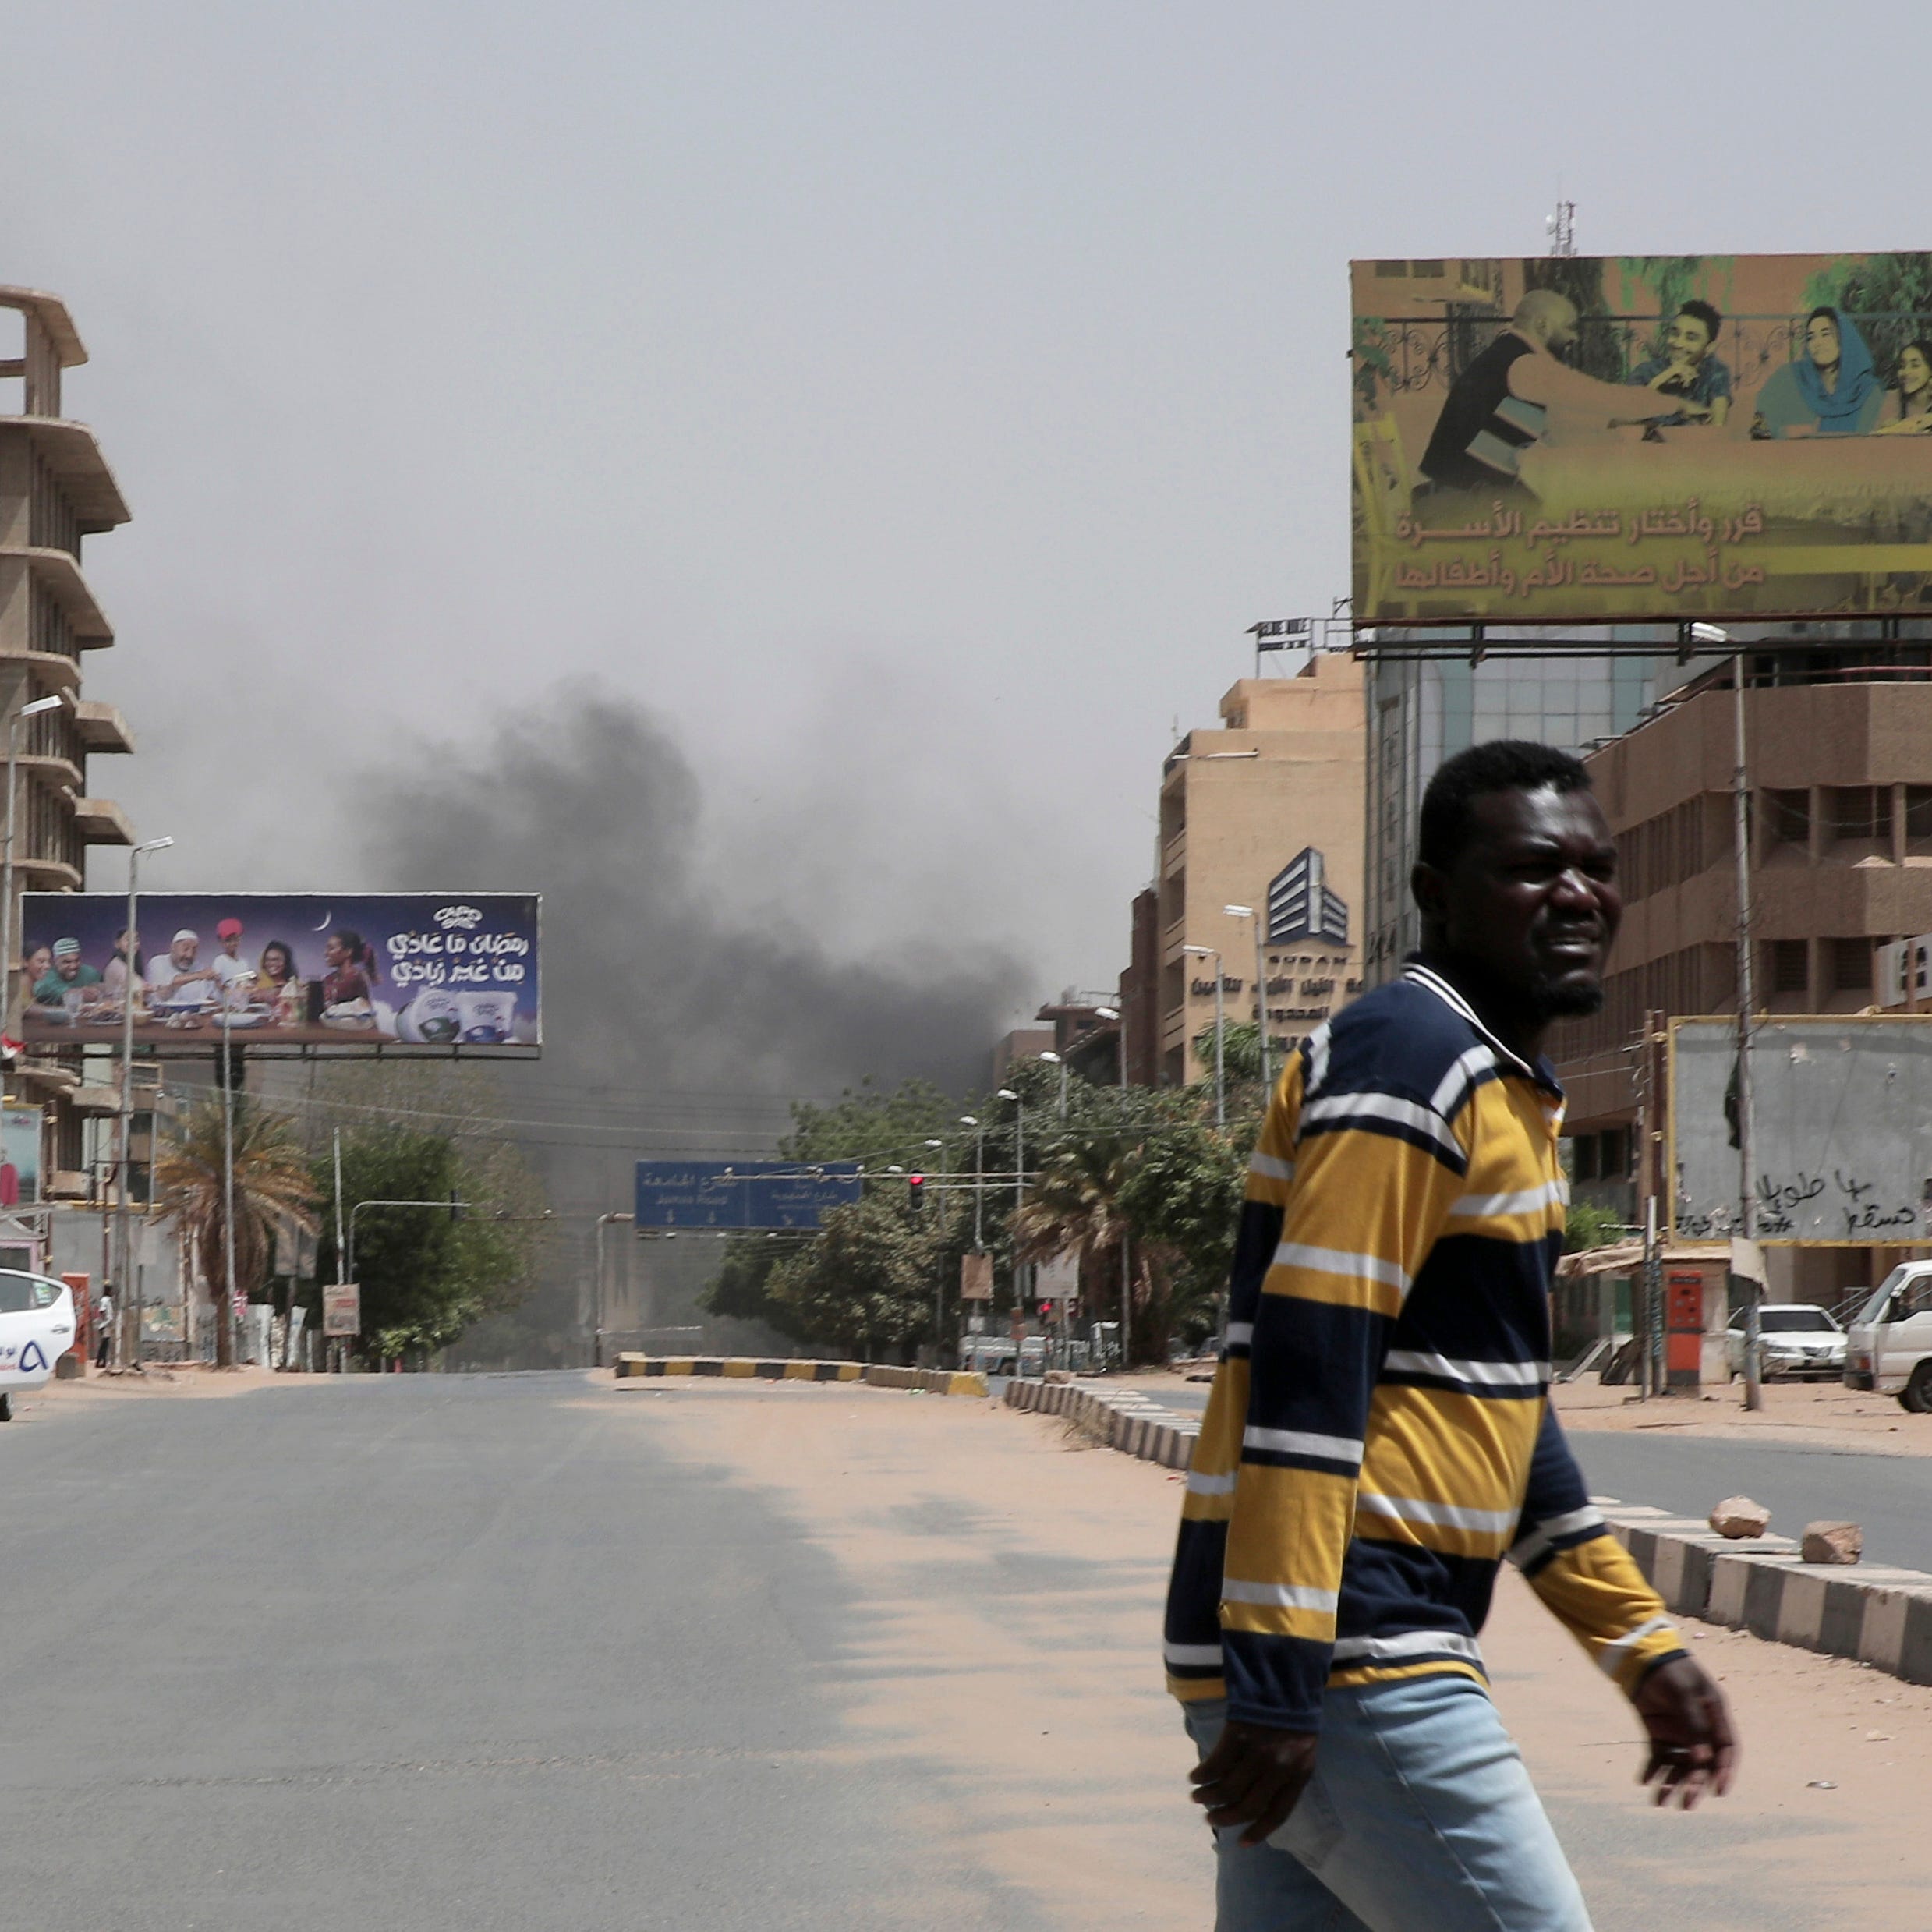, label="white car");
[0,1270,75,1417]
[1723,1304,1846,1382]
